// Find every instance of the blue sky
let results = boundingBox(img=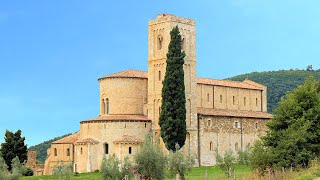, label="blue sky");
[0,1,320,146]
